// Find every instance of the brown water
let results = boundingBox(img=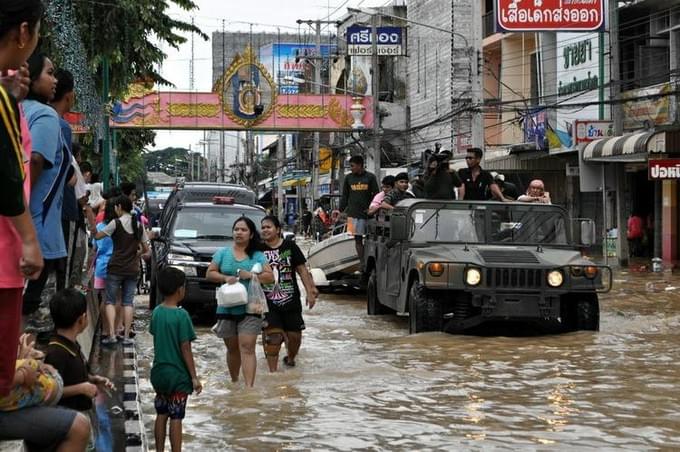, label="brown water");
[135,270,680,450]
